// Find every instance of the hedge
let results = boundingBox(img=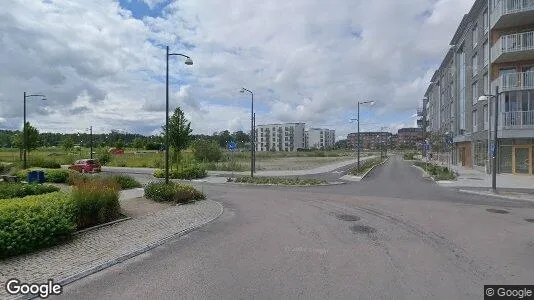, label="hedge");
[153,165,207,180]
[144,181,205,203]
[67,172,141,190]
[0,182,60,199]
[413,161,456,181]
[15,168,70,183]
[0,192,76,258]
[234,176,328,185]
